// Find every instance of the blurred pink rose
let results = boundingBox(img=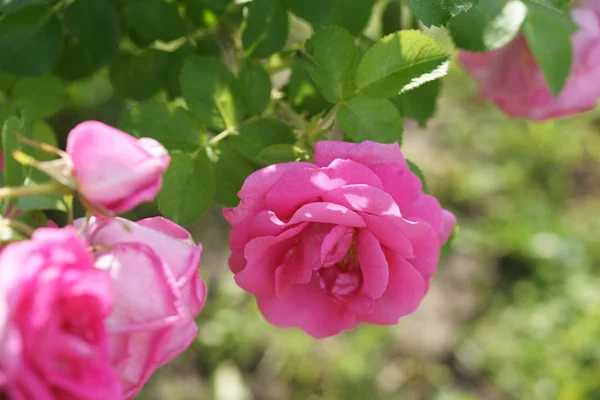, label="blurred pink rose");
[459,4,600,121]
[78,216,206,398]
[224,141,456,338]
[66,121,170,213]
[0,227,120,399]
